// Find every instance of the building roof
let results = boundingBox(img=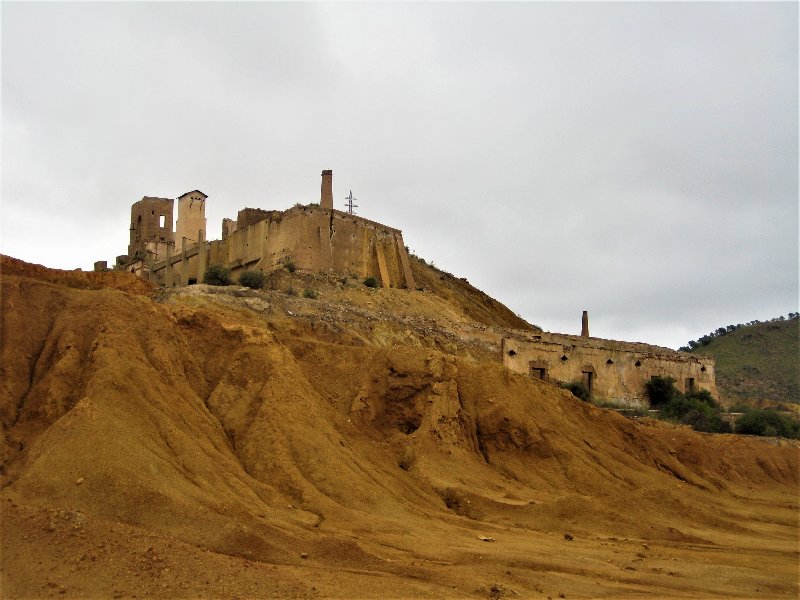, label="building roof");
[178,190,208,200]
